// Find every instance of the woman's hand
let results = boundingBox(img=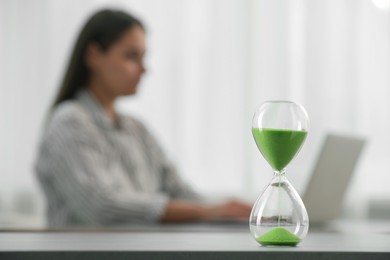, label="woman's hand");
[203,199,252,220]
